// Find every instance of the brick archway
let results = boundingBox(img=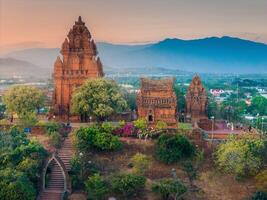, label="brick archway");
[41,153,71,194]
